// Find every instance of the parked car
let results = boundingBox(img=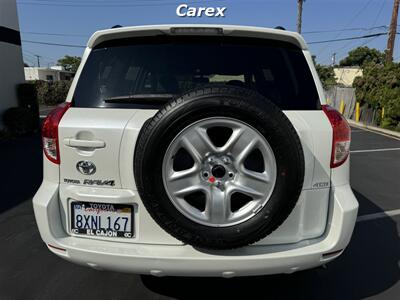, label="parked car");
[33,24,358,277]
